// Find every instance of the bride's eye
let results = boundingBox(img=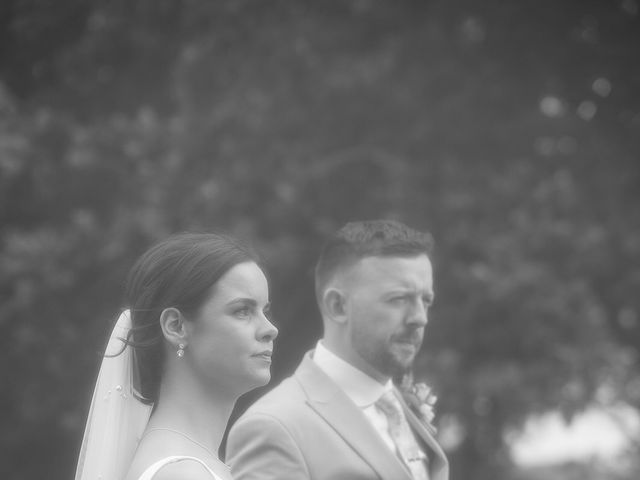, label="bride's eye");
[234,306,252,318]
